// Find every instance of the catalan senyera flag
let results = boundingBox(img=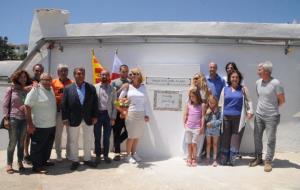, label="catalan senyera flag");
[91,49,104,84]
[111,52,123,80]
